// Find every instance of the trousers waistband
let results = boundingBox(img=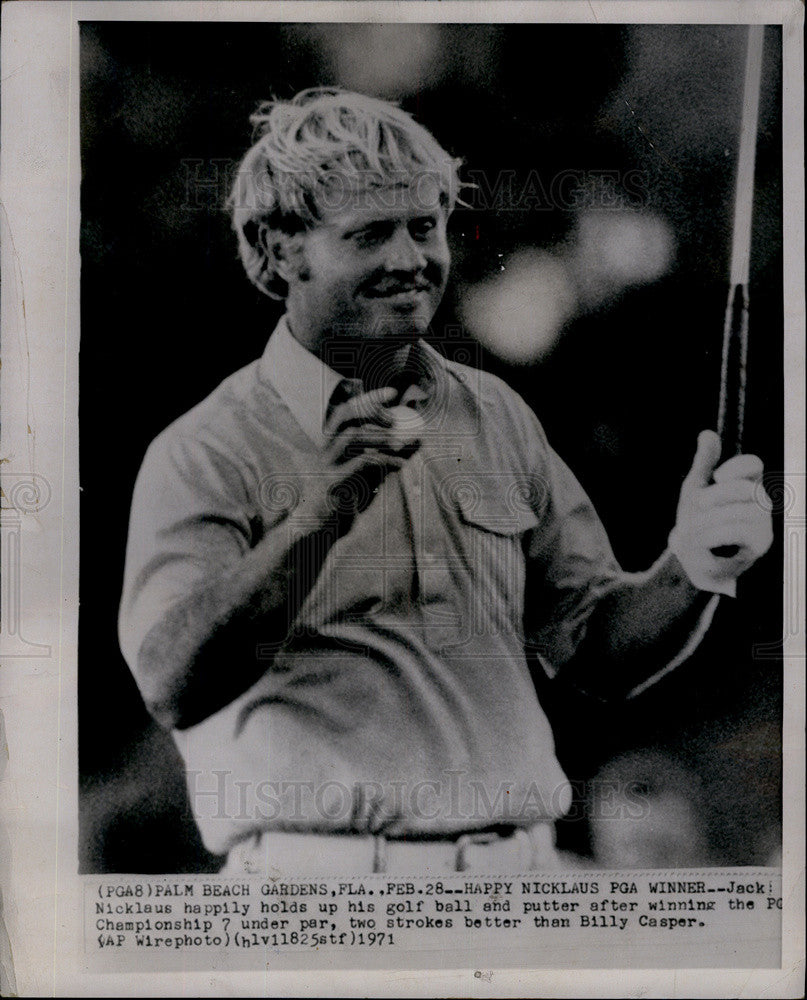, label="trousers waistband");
[223,824,561,876]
